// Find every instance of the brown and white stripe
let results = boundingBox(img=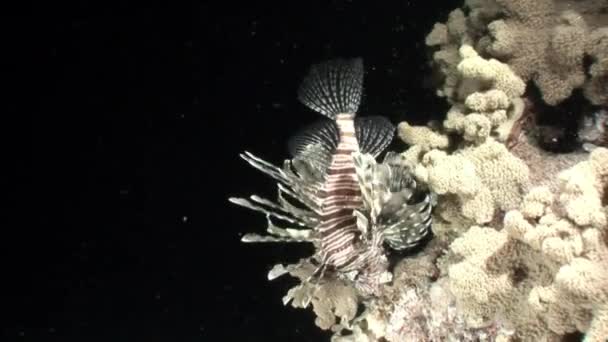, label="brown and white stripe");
[316,113,365,270]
